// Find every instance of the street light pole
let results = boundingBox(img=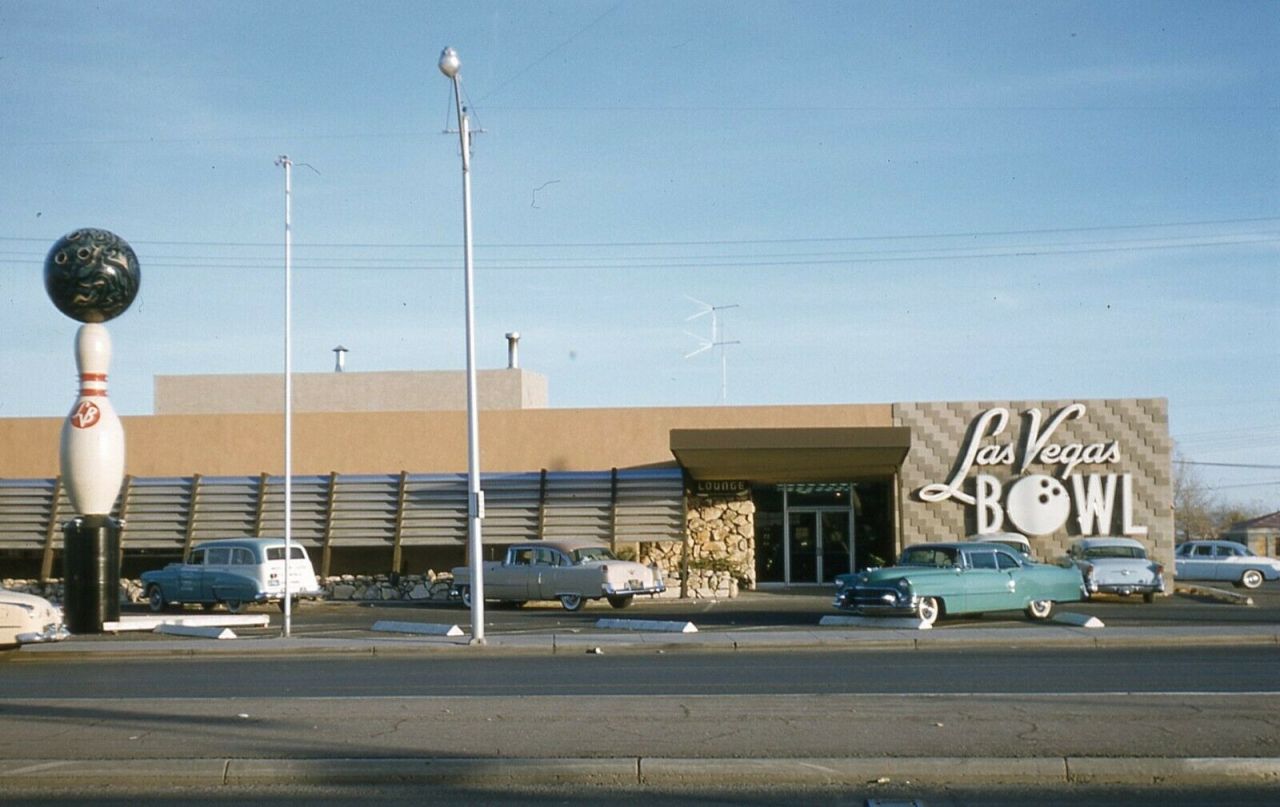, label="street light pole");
[275,154,294,638]
[439,46,486,645]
